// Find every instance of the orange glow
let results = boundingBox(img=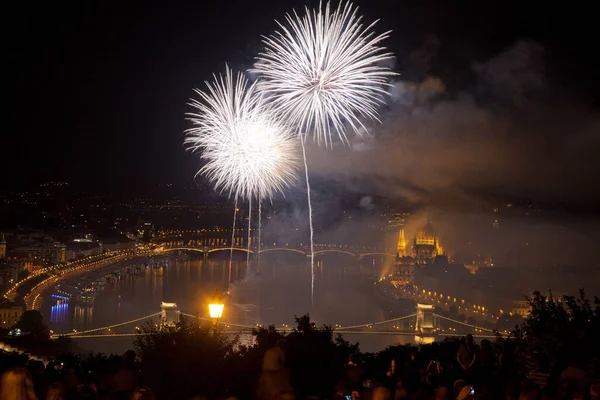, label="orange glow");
[208,303,224,319]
